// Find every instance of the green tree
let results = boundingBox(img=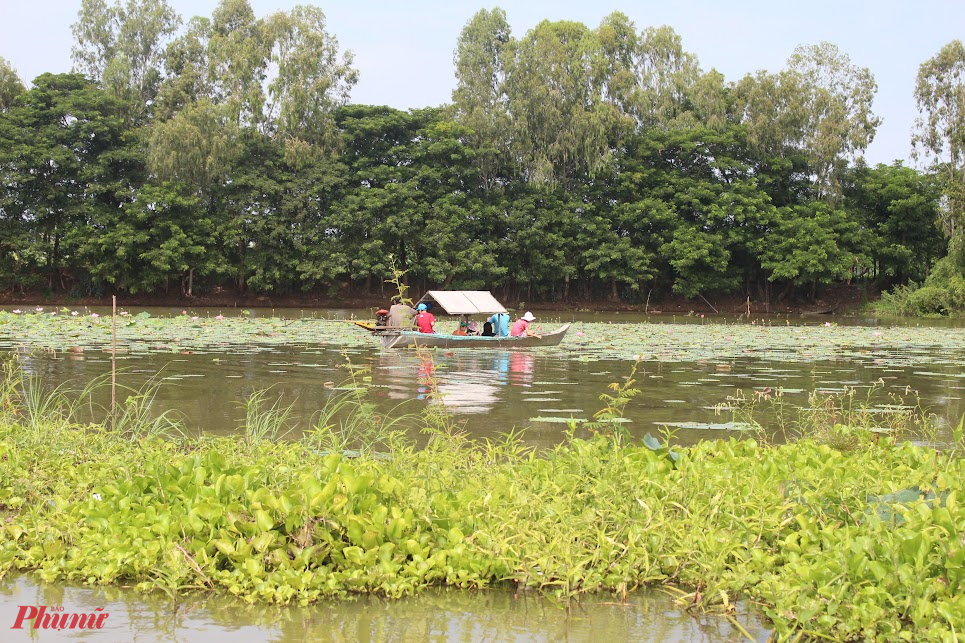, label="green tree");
[0,73,134,291]
[147,97,241,192]
[71,0,182,109]
[844,162,944,285]
[503,20,612,187]
[74,182,213,294]
[452,8,513,190]
[737,42,880,199]
[0,57,25,110]
[262,4,357,148]
[913,39,965,264]
[760,202,859,299]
